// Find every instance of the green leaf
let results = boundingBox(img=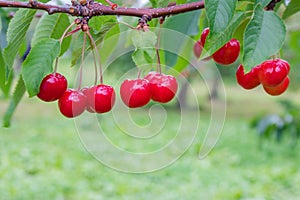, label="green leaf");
[0,49,13,98]
[99,21,120,64]
[205,0,237,33]
[202,12,244,59]
[163,10,201,66]
[283,0,300,19]
[242,5,286,70]
[131,30,157,68]
[3,9,36,70]
[164,10,201,36]
[255,0,272,7]
[89,16,117,35]
[149,0,170,8]
[171,40,193,74]
[71,17,119,67]
[0,49,6,93]
[198,10,209,33]
[22,39,60,97]
[31,13,71,56]
[3,75,26,127]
